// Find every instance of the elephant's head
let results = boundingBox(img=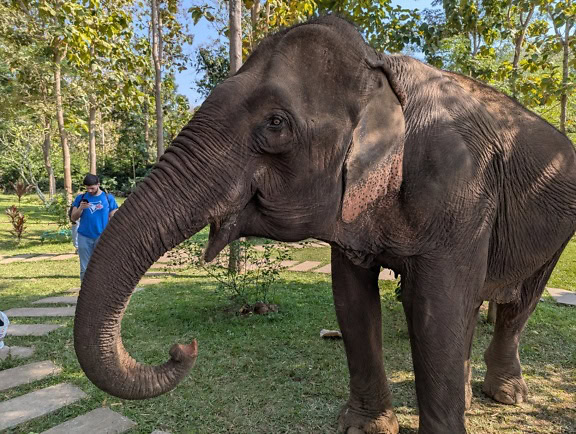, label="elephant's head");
[74,16,405,399]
